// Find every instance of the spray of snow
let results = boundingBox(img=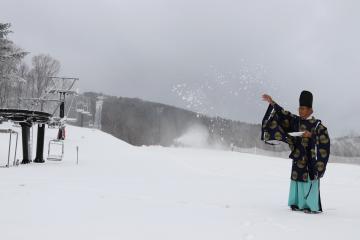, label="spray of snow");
[173,124,227,150]
[173,125,209,148]
[172,61,280,118]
